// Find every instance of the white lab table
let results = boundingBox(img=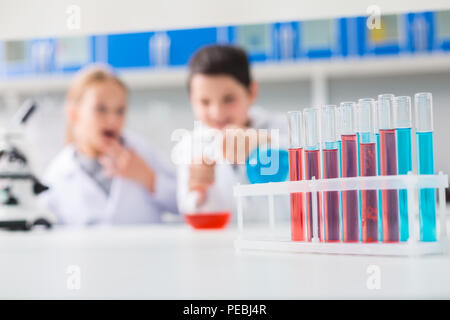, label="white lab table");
[0,222,449,299]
